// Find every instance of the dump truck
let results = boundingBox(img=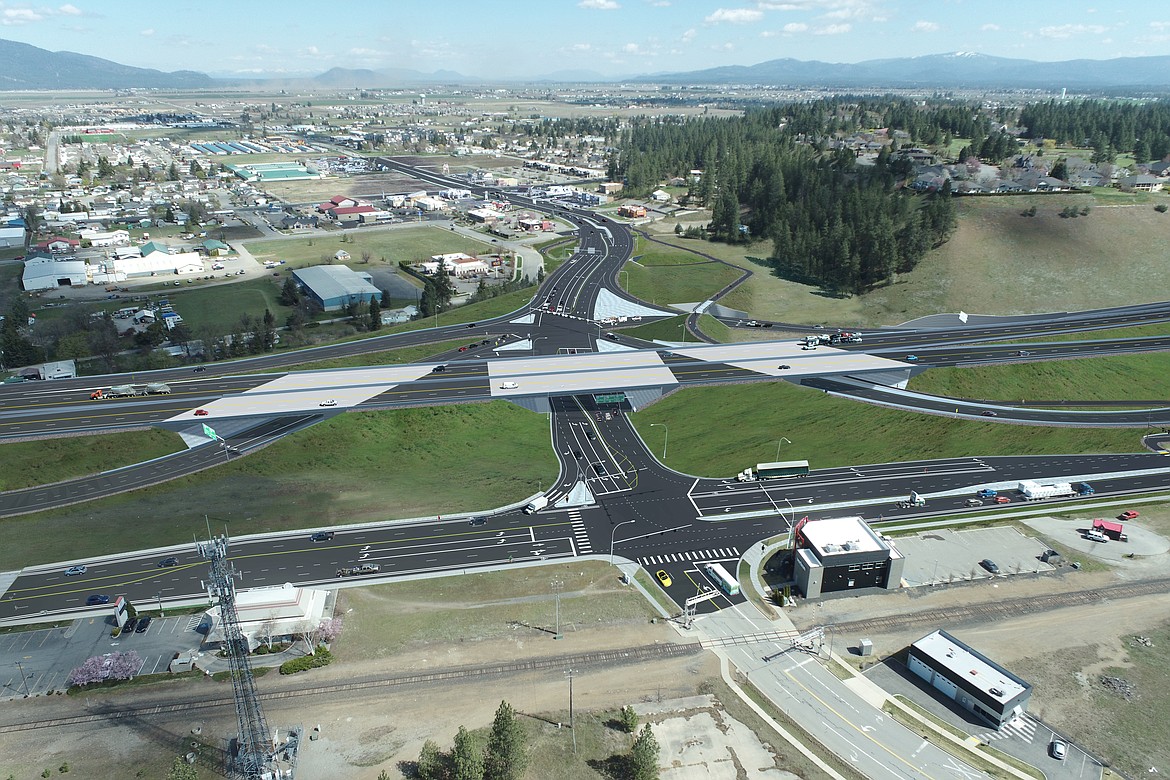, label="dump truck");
[1017,480,1076,500]
[337,563,381,577]
[144,383,171,395]
[91,384,141,400]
